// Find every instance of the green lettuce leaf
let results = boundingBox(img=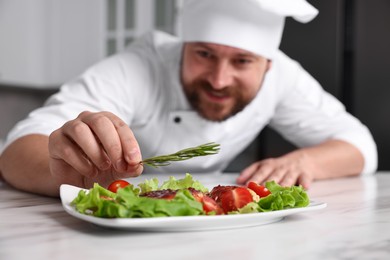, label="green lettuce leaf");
[257,181,310,212]
[138,178,159,193]
[71,182,204,218]
[227,202,260,215]
[160,173,208,193]
[116,187,203,218]
[138,173,208,193]
[71,183,117,214]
